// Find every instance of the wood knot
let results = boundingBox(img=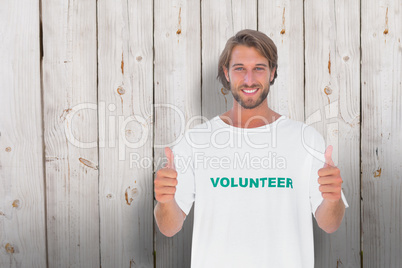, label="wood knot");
[5,243,14,254]
[374,168,382,177]
[125,129,135,138]
[221,88,229,95]
[79,158,98,170]
[117,87,125,95]
[12,200,20,208]
[324,87,332,95]
[125,186,139,205]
